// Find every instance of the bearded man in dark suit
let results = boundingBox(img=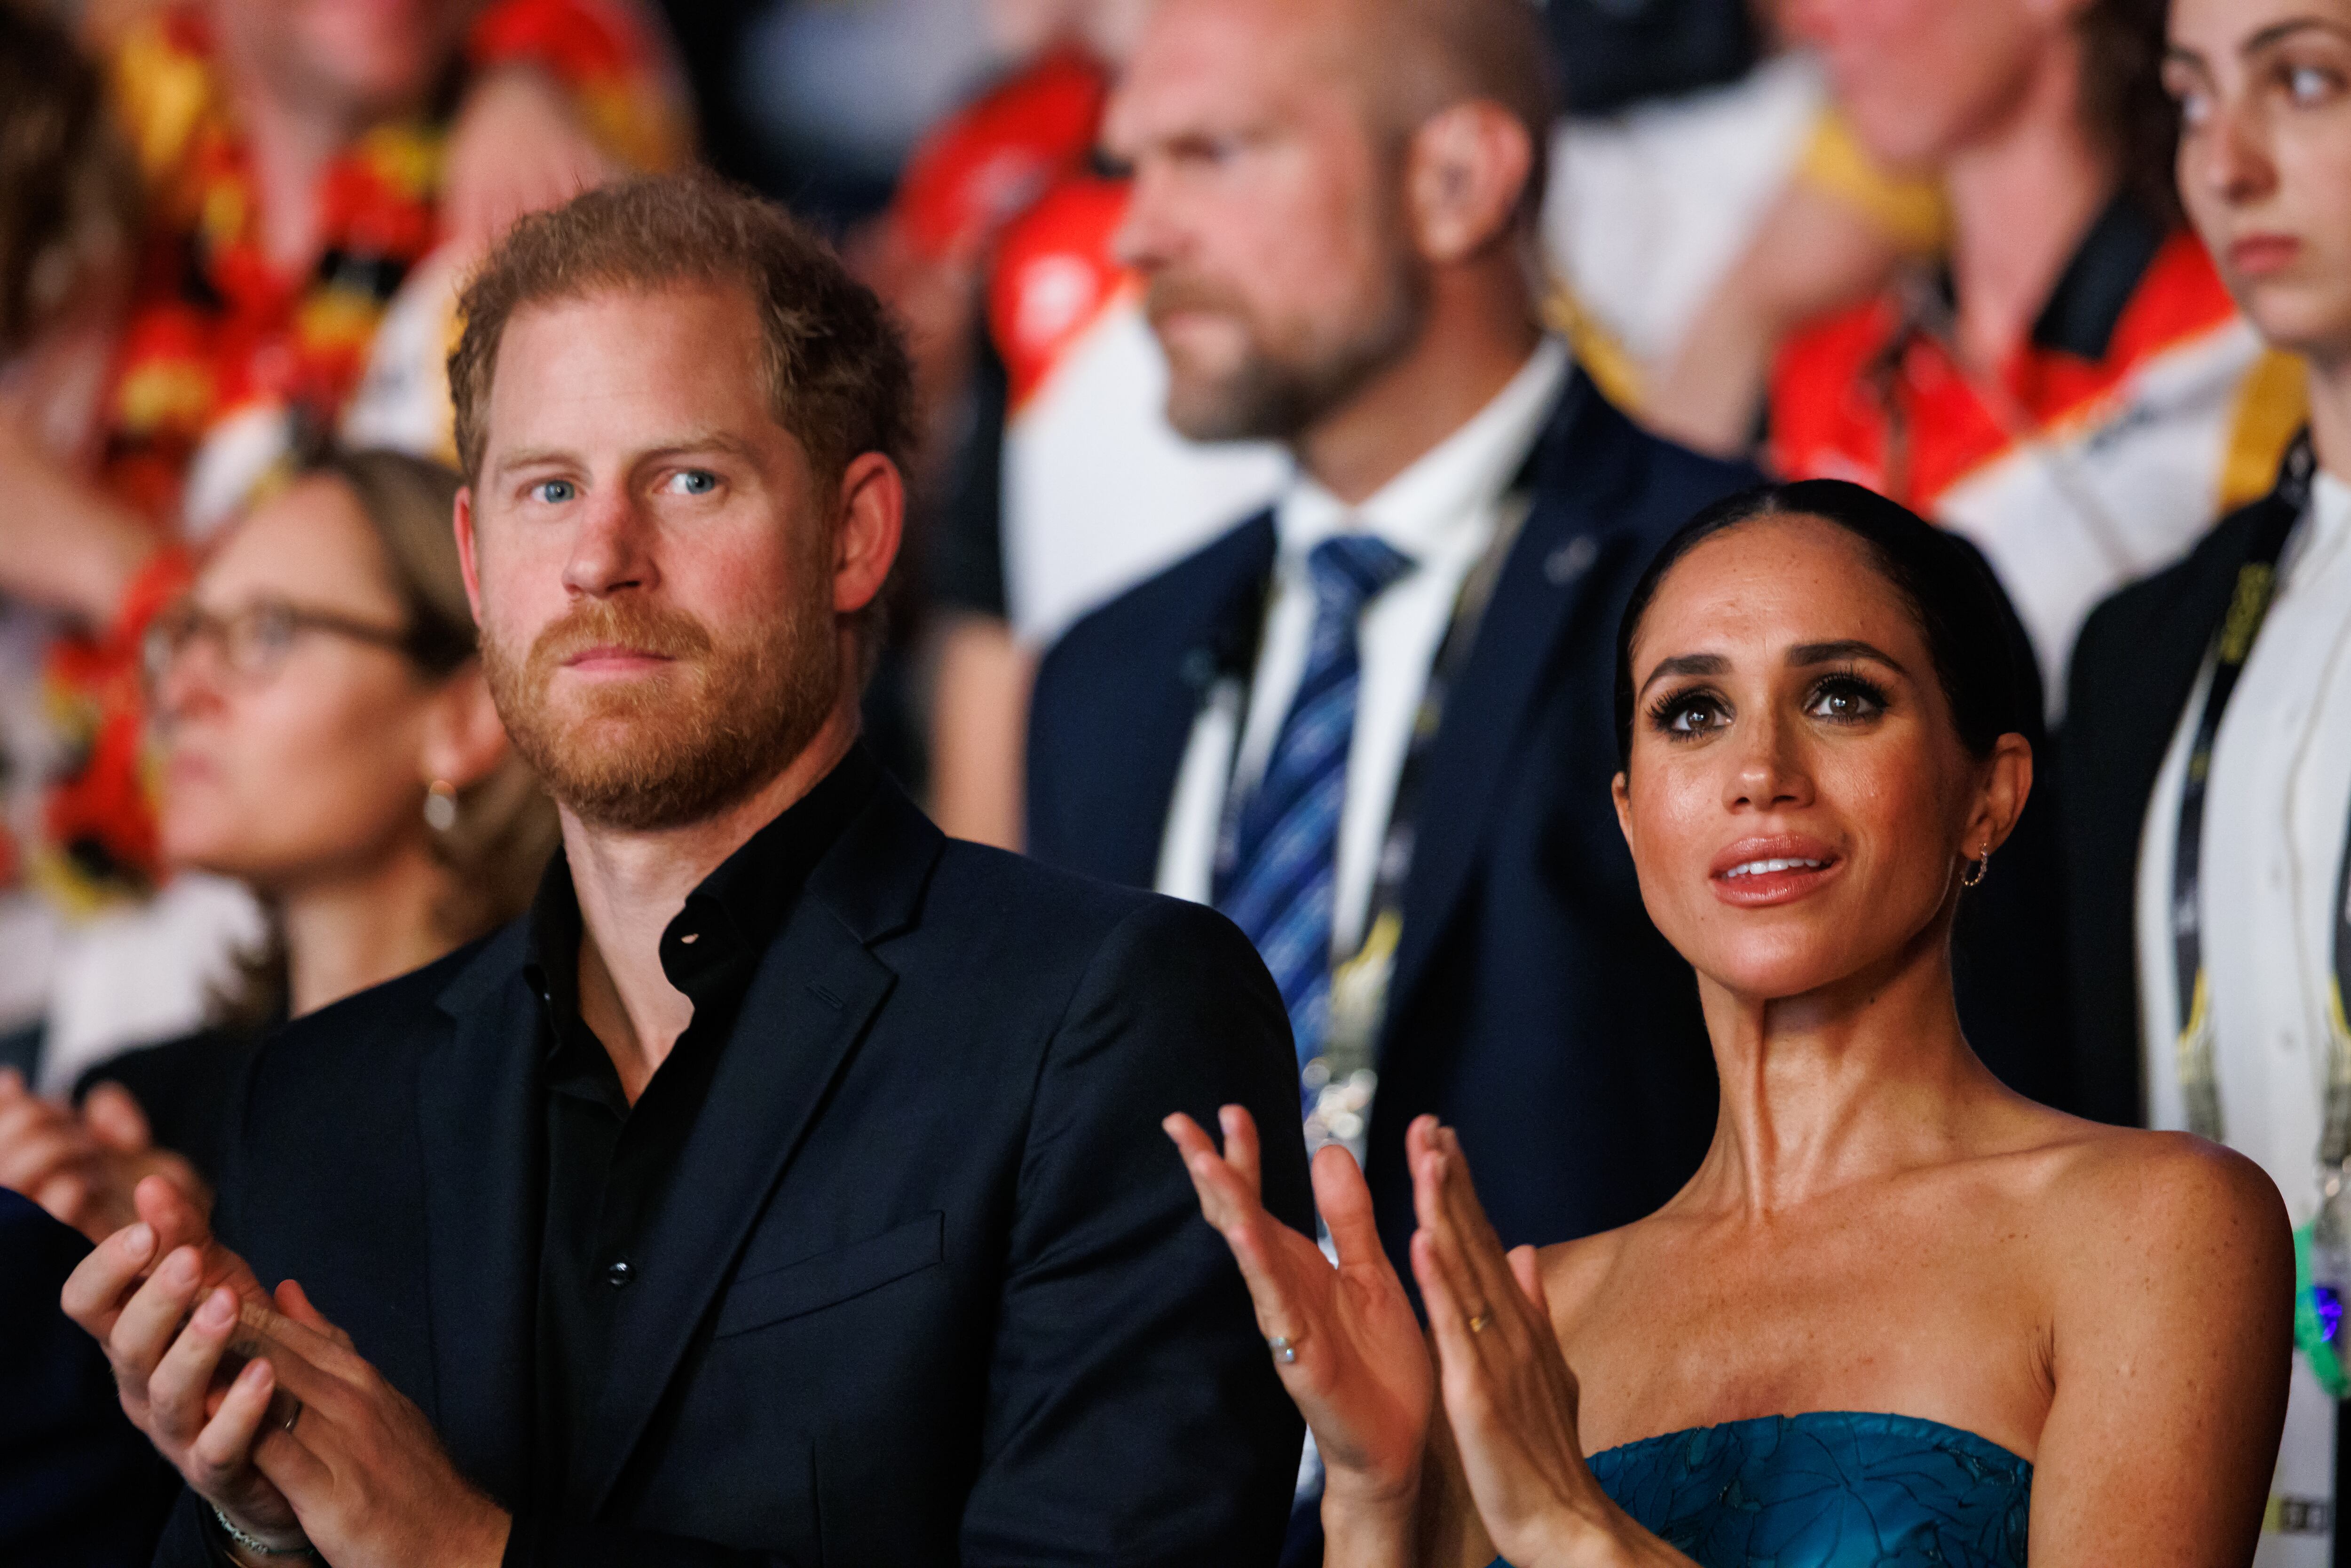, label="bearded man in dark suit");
[61,175,1310,1568]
